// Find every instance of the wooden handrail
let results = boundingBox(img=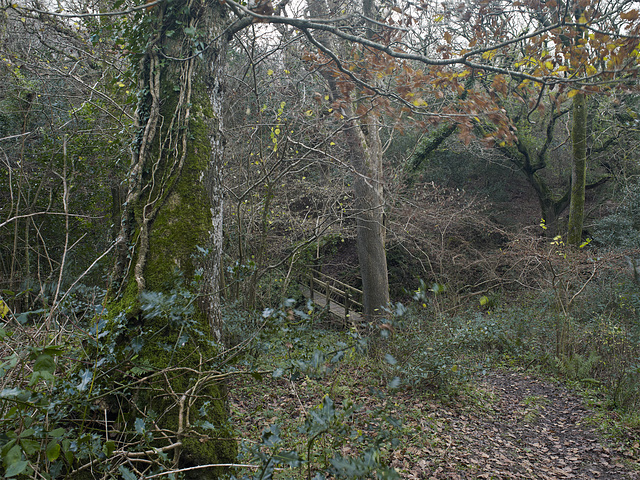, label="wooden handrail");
[303,268,363,317]
[309,277,364,310]
[308,268,362,296]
